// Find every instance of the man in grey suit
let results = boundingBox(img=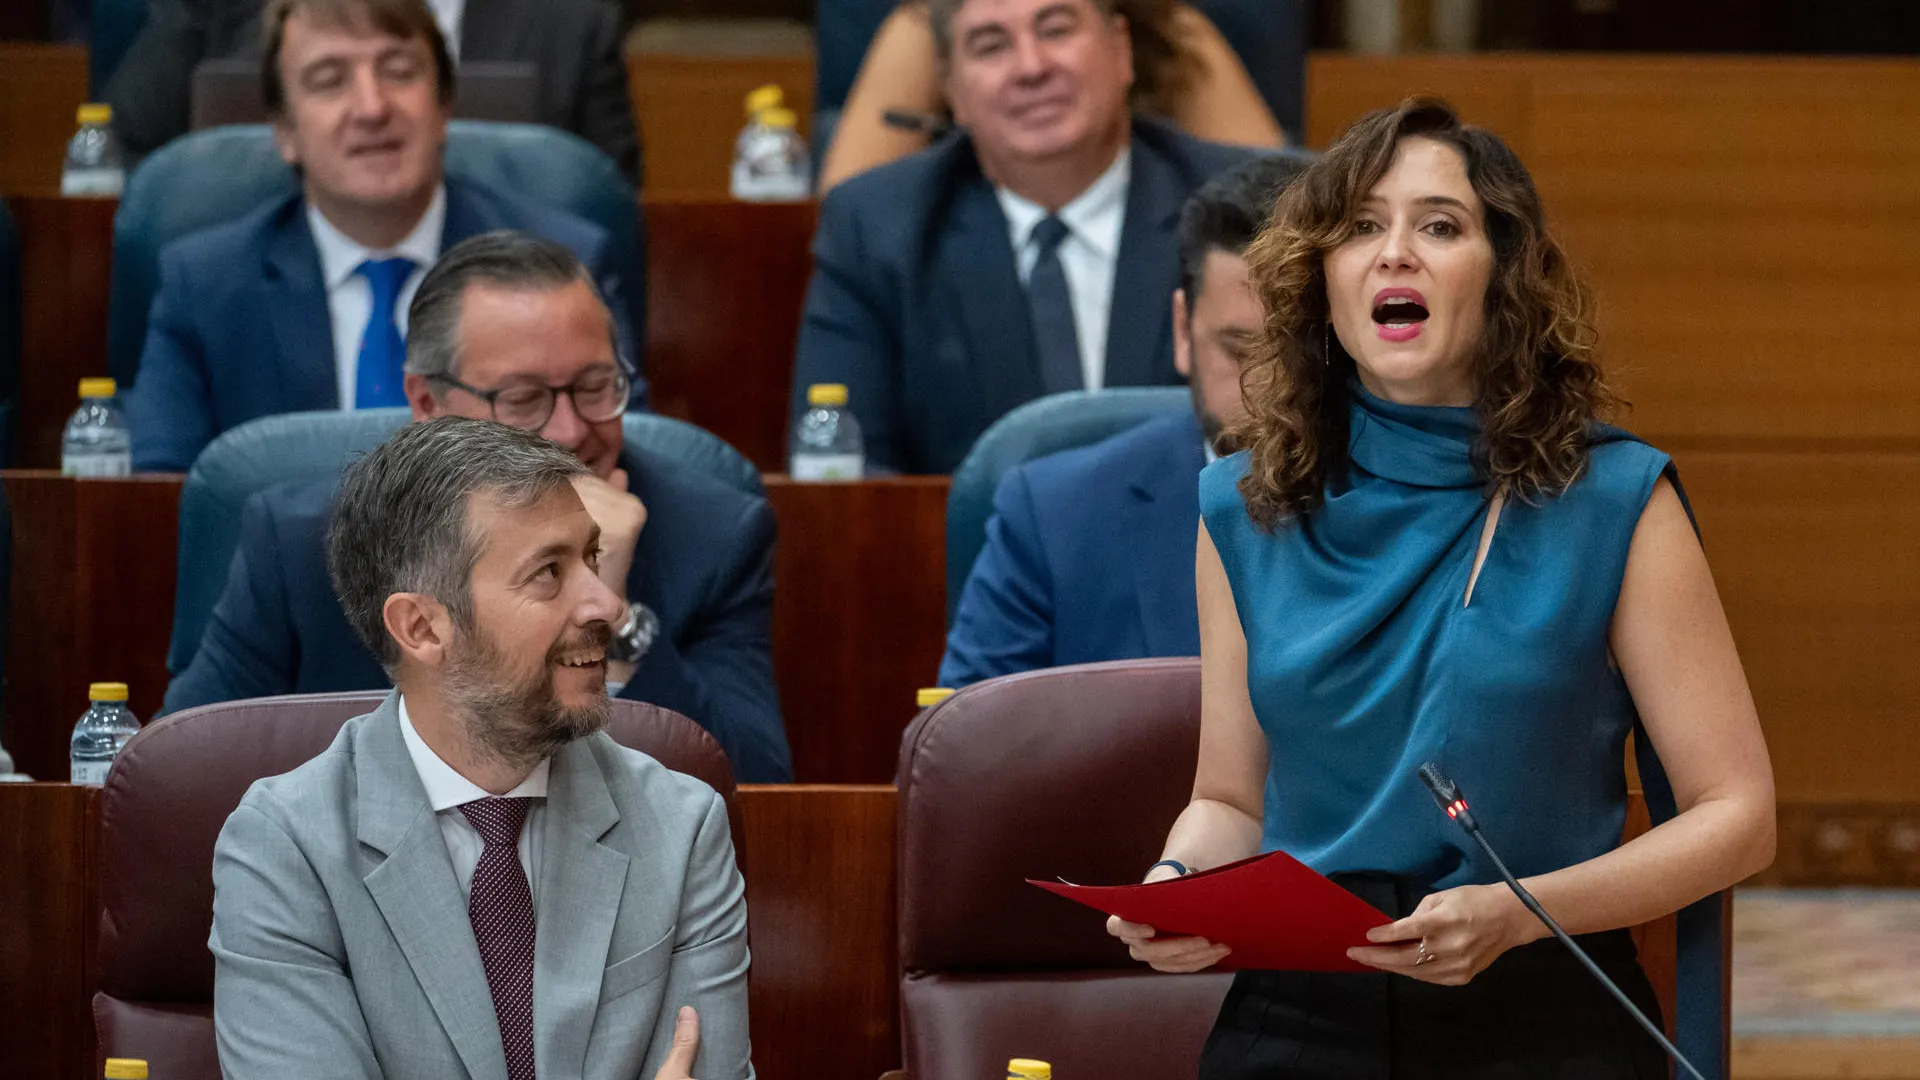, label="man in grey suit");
[209,416,752,1079]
